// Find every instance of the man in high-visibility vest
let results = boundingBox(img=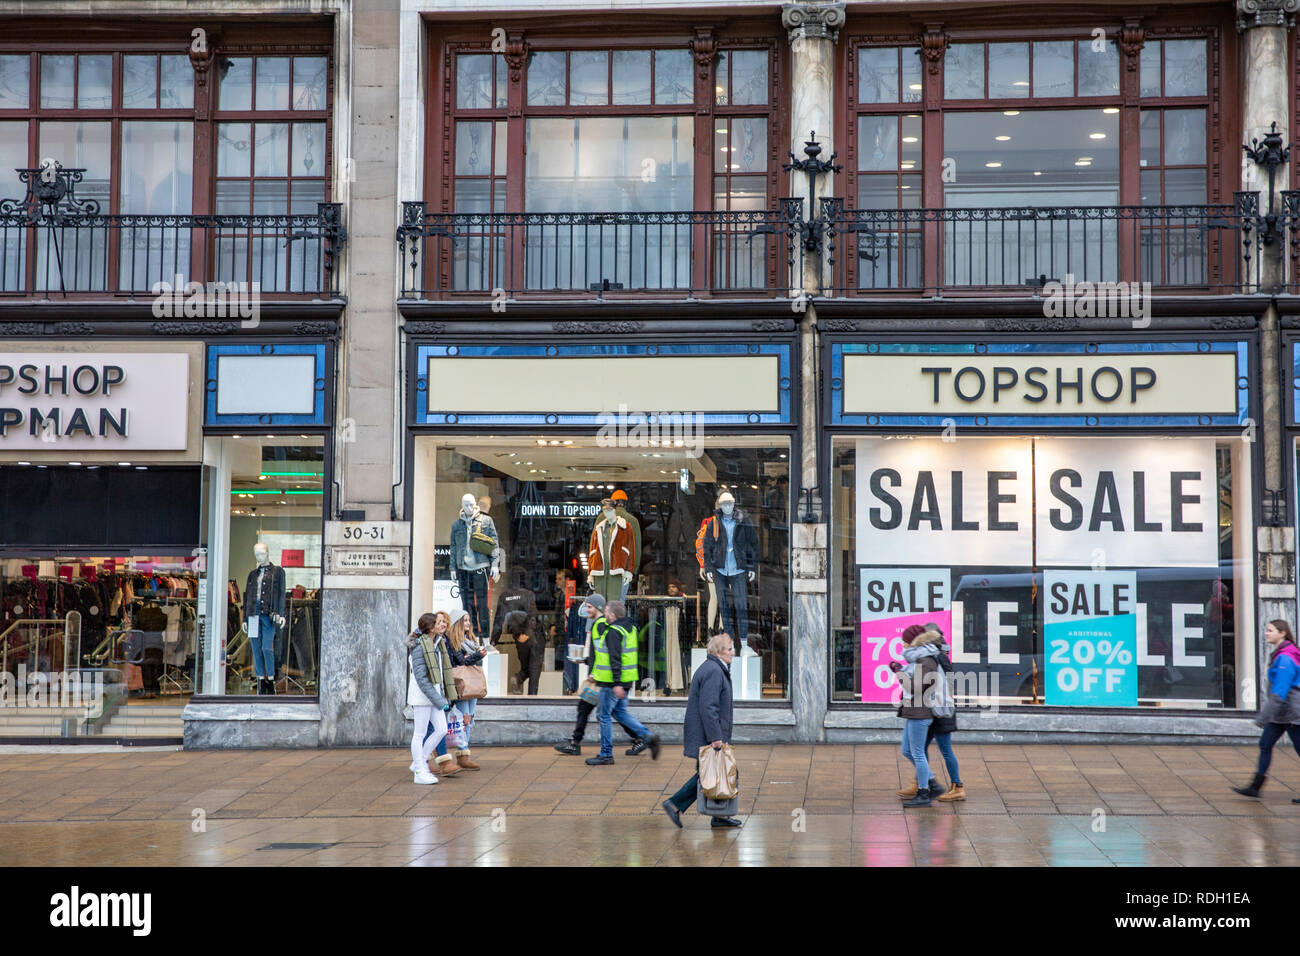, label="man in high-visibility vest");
[586,600,661,766]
